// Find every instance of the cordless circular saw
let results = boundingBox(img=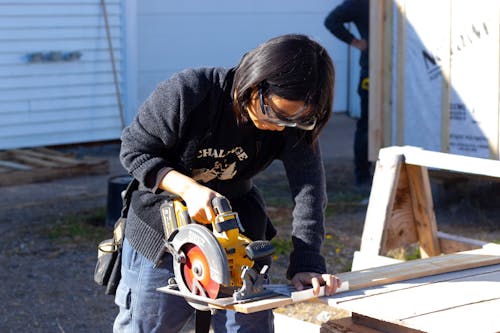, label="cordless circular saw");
[159,196,276,310]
